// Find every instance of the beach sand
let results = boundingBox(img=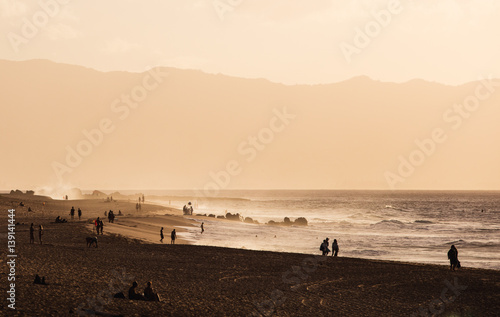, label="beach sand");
[1,194,500,316]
